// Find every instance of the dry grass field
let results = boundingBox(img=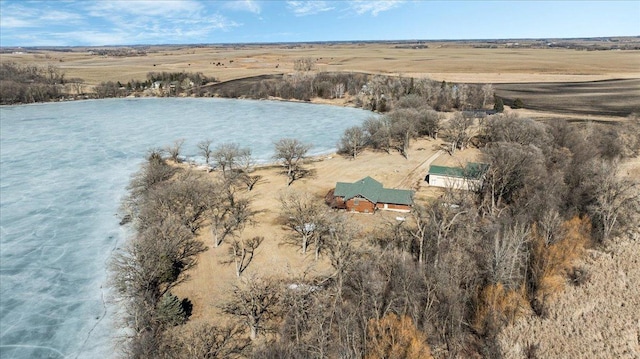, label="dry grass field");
[4,41,639,85]
[5,40,637,357]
